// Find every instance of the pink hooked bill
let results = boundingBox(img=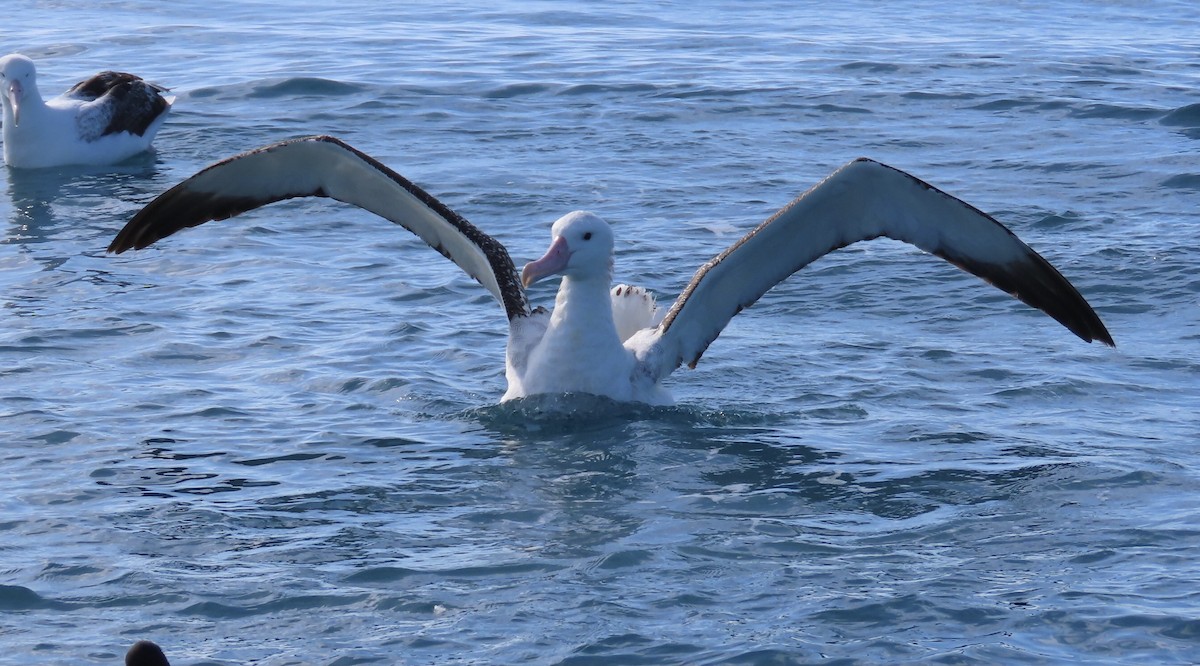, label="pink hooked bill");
[521,235,571,287]
[7,79,22,126]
